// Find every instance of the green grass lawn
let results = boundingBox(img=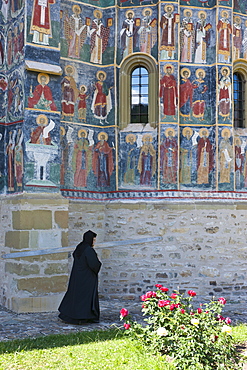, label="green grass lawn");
[0,325,246,370]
